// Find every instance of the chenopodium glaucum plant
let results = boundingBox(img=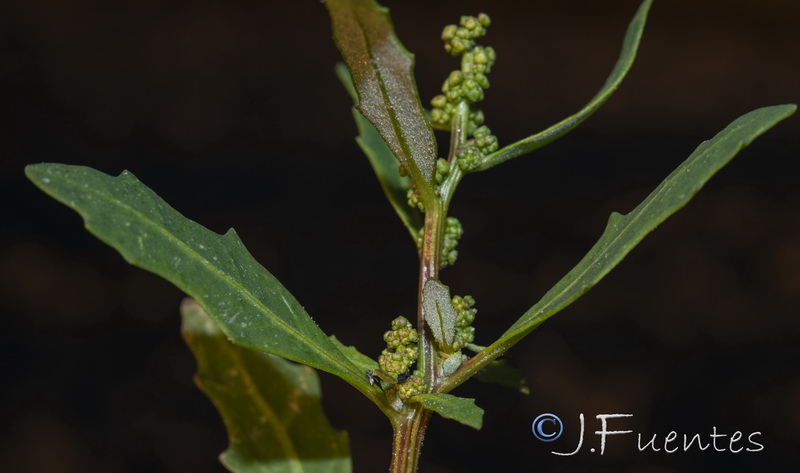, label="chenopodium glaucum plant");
[25,0,795,471]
